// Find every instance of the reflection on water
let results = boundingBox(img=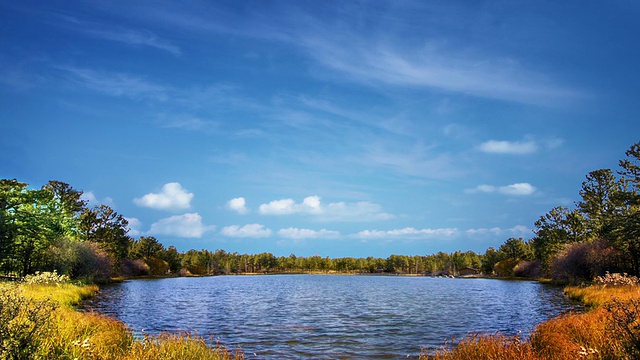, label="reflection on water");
[83,275,574,359]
